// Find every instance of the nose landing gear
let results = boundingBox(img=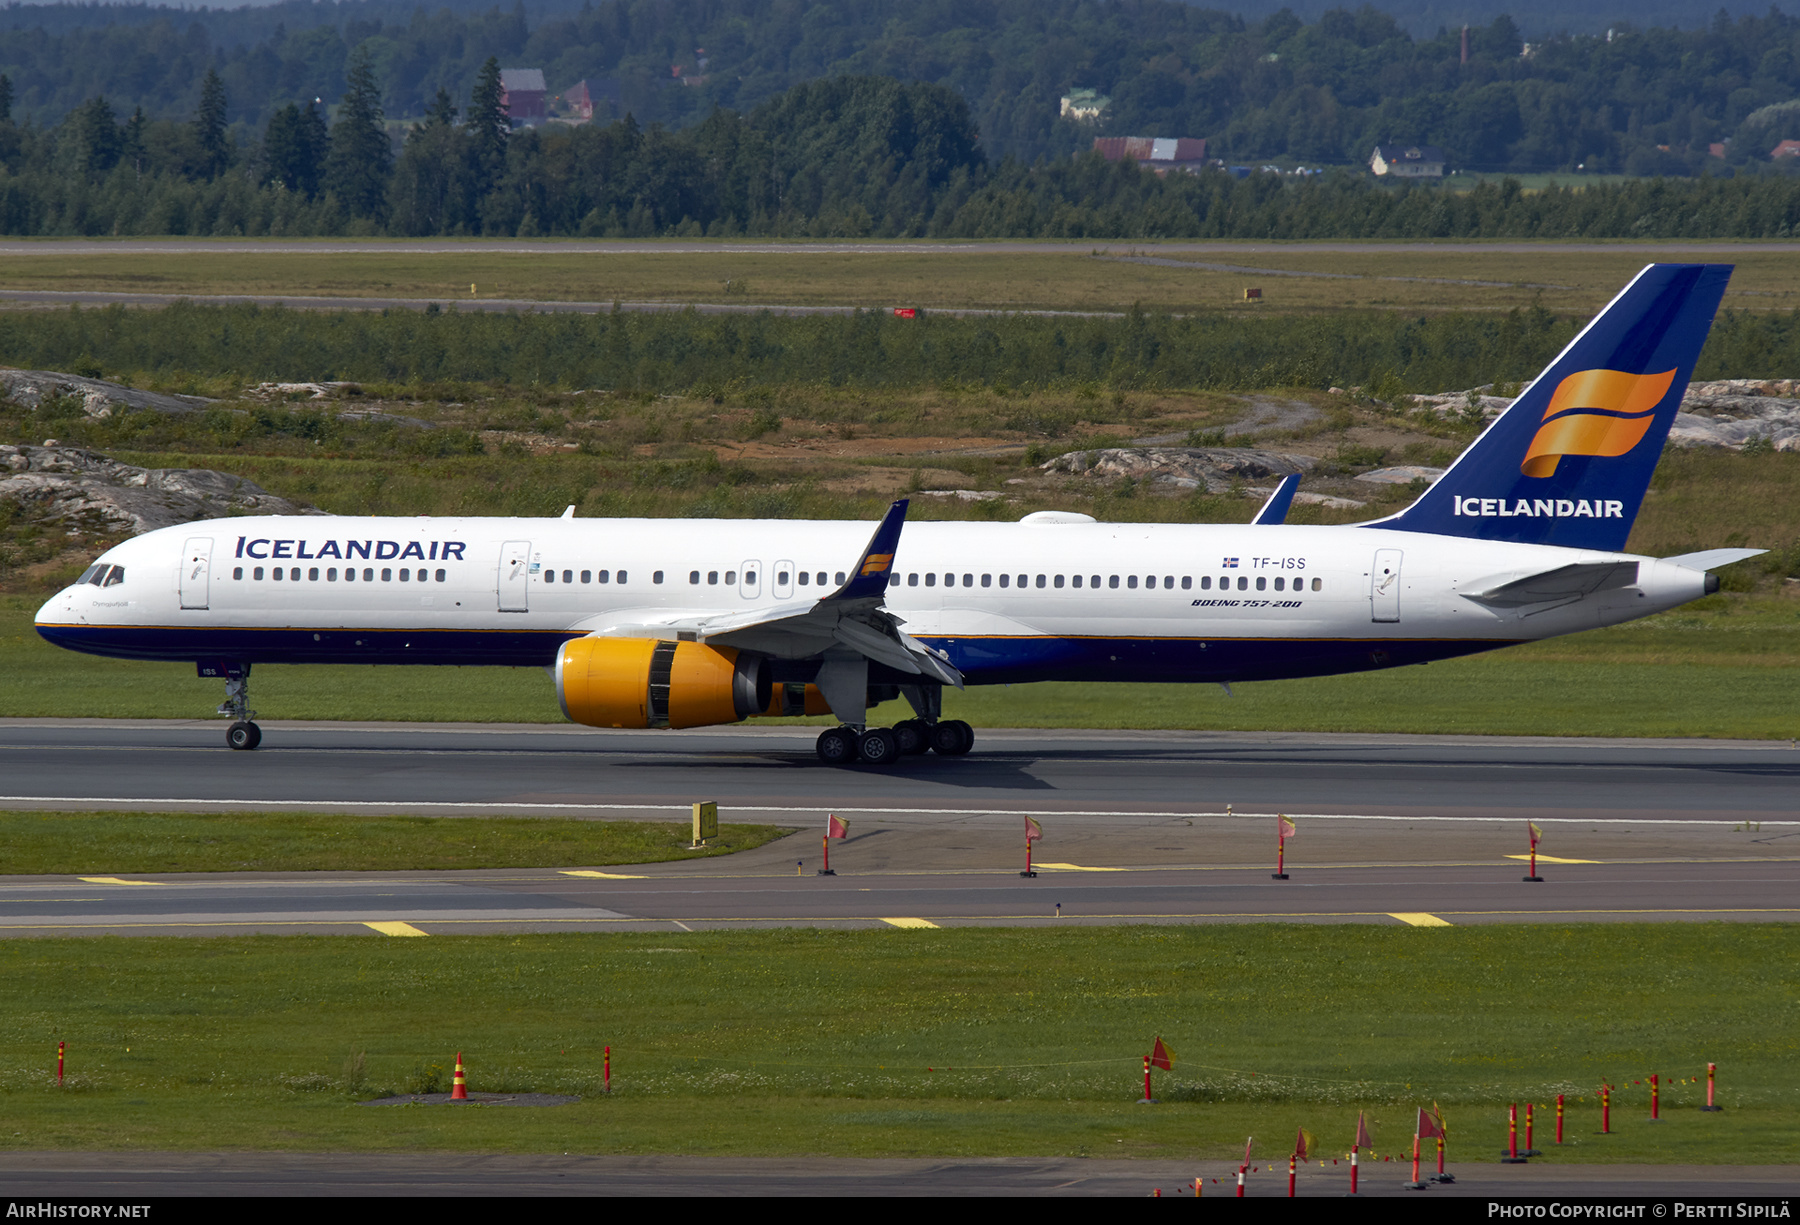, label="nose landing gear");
[216,666,262,750]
